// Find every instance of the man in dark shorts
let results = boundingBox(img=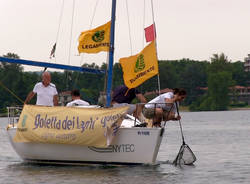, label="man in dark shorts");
[111,85,147,118]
